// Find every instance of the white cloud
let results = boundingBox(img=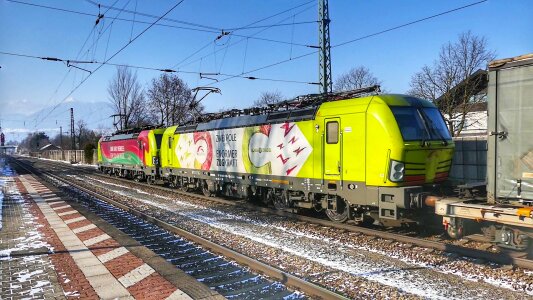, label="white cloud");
[3,99,43,116]
[3,128,32,134]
